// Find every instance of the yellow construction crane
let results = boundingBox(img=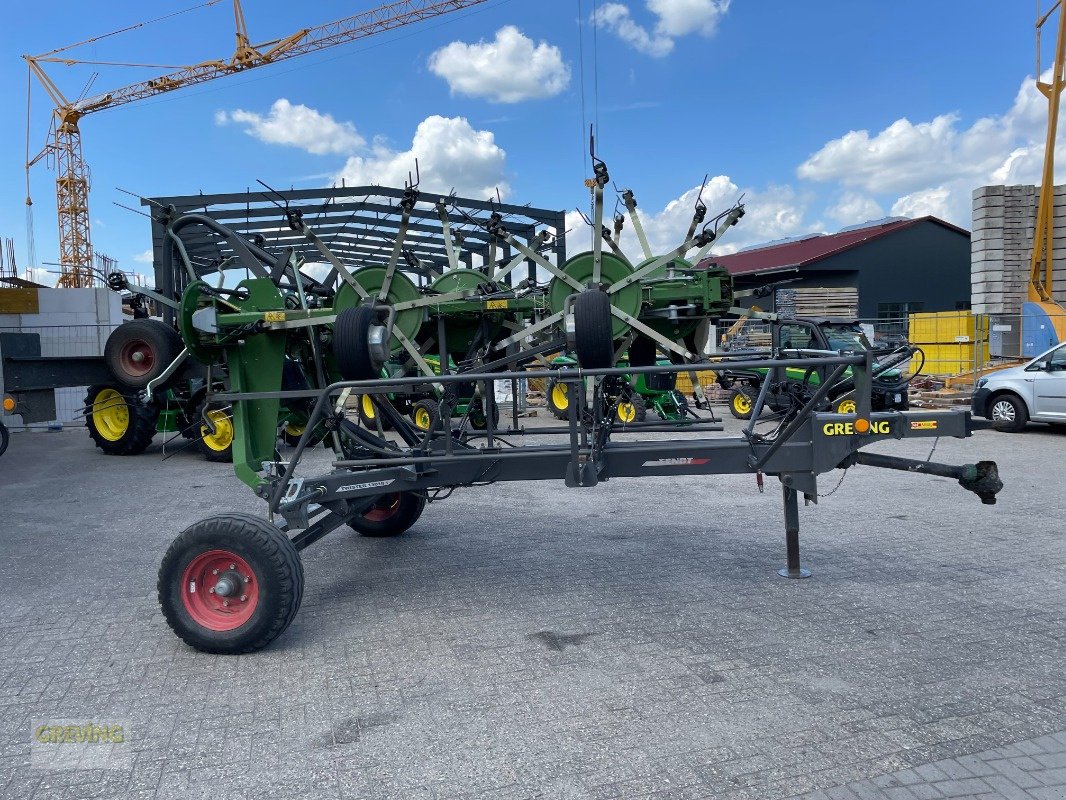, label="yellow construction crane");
[1027,1,1066,346]
[24,0,487,288]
